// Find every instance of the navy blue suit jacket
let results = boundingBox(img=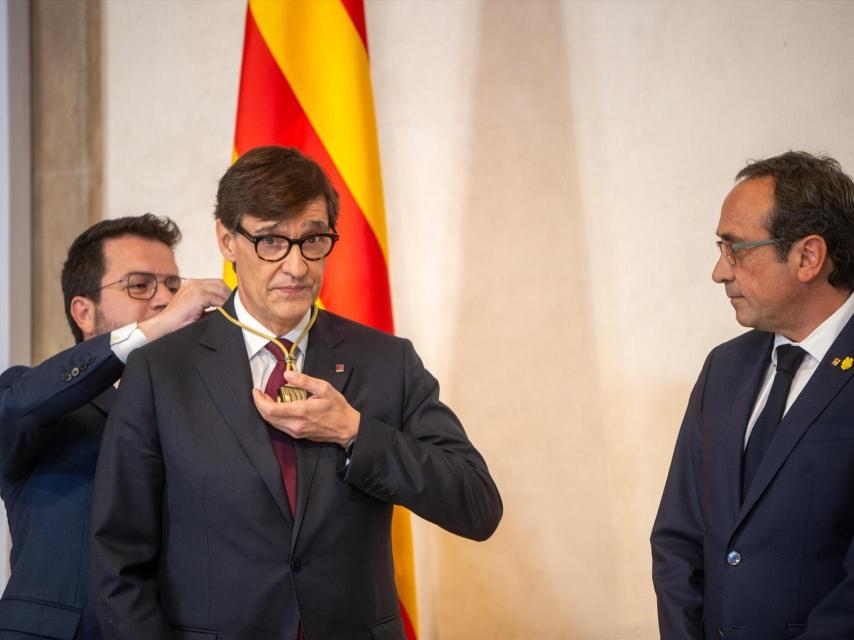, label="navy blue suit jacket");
[652,314,854,639]
[0,334,123,640]
[91,299,502,640]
